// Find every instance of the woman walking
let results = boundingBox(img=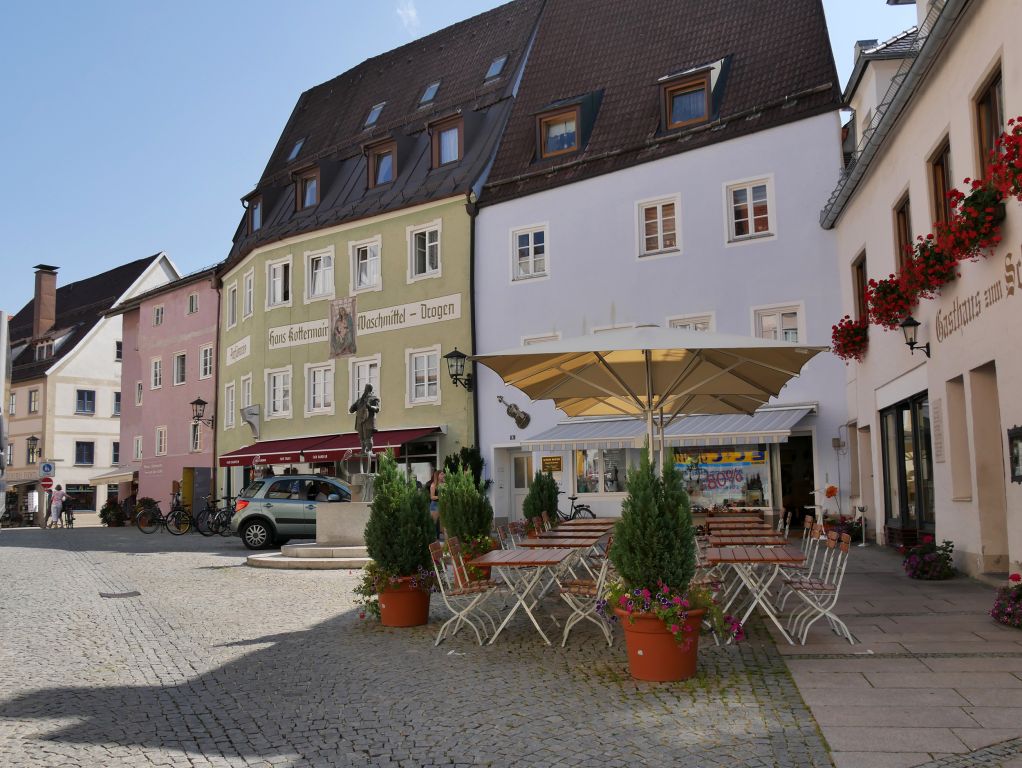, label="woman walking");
[428,468,444,539]
[48,485,68,529]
